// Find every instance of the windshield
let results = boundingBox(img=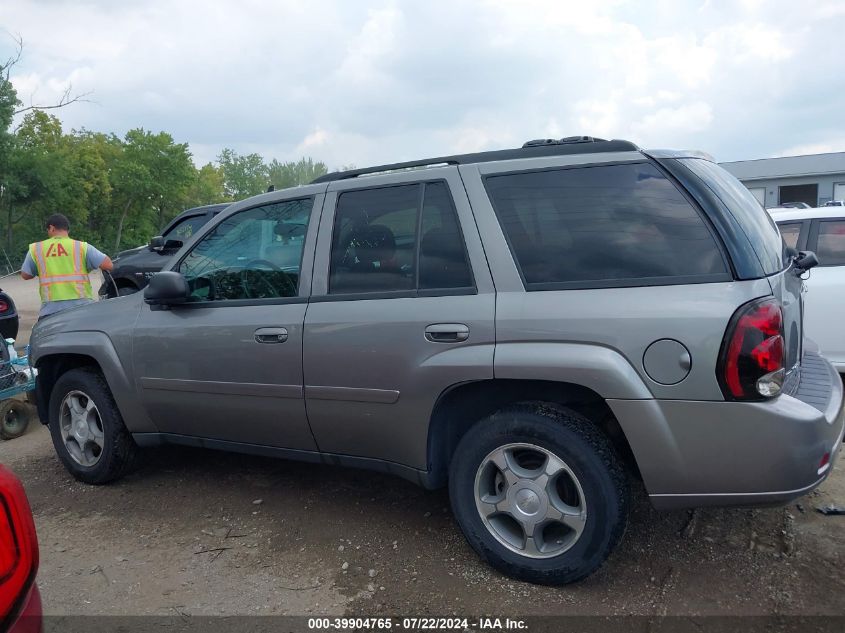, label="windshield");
[679,158,786,274]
